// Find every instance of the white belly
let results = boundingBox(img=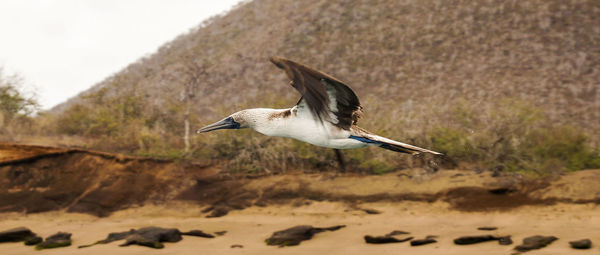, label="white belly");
[254,115,367,149]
